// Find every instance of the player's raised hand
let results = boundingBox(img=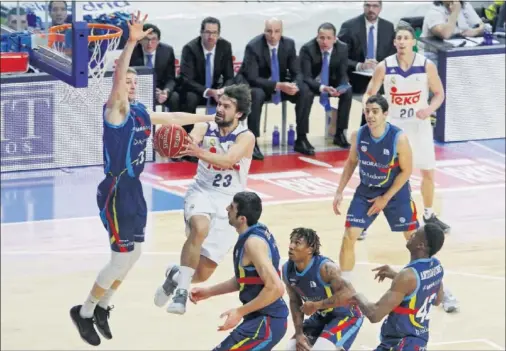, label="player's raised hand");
[372,265,397,282]
[333,191,343,215]
[189,287,211,304]
[218,308,242,331]
[127,11,153,42]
